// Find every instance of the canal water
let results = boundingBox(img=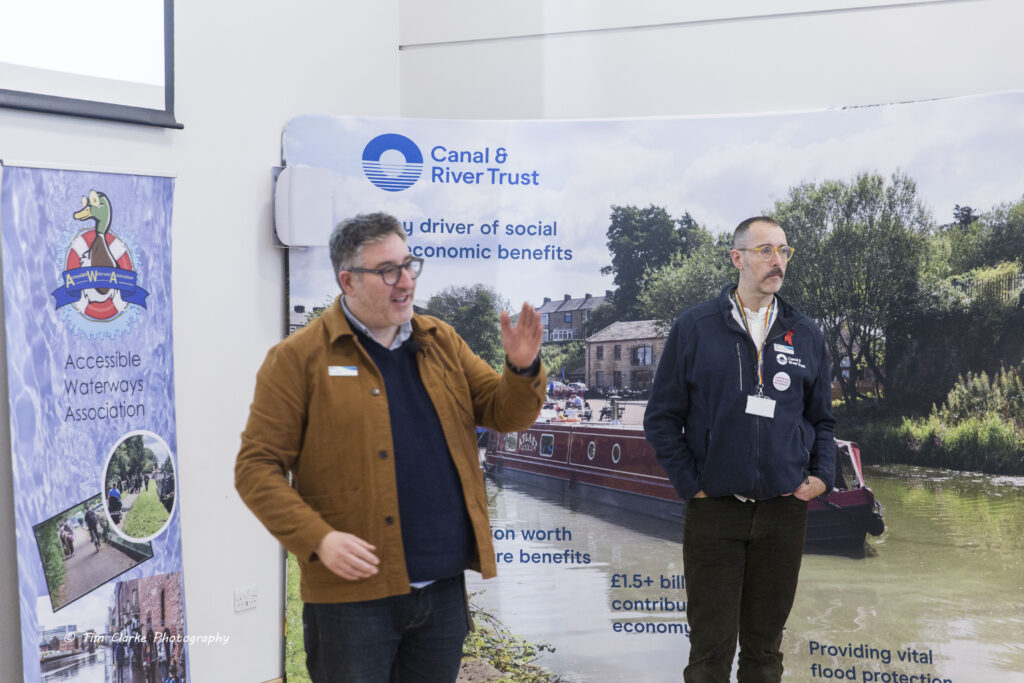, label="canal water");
[40,646,158,682]
[40,648,109,682]
[468,465,1024,682]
